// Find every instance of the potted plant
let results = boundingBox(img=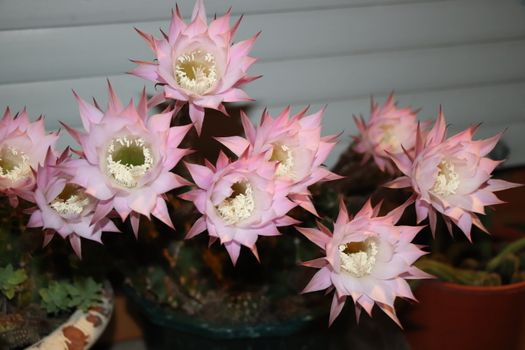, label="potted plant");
[399,224,525,350]
[0,1,520,349]
[0,199,113,350]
